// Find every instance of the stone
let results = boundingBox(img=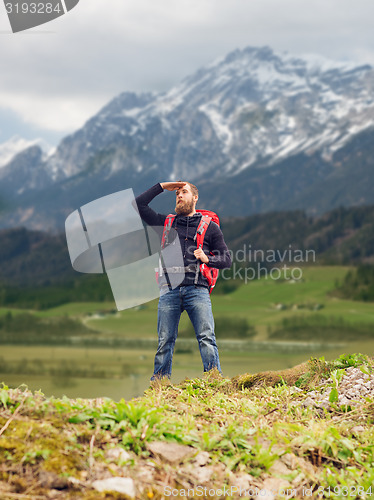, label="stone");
[136,466,155,483]
[303,367,374,409]
[192,451,210,466]
[39,471,70,490]
[105,446,131,463]
[230,472,253,491]
[268,459,291,476]
[281,453,298,470]
[280,453,315,476]
[193,466,214,483]
[351,425,366,435]
[262,477,291,499]
[147,441,195,464]
[92,477,135,498]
